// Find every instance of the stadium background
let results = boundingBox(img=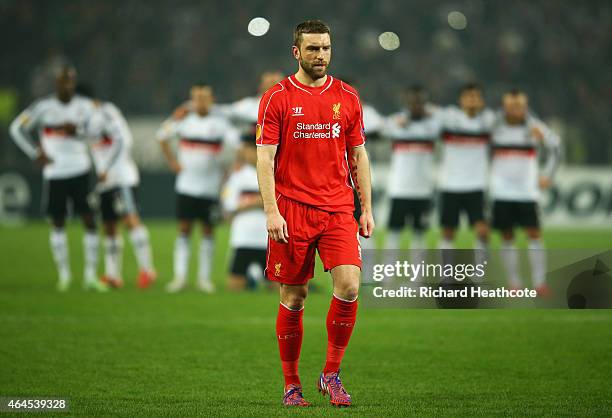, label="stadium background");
[0,1,611,416]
